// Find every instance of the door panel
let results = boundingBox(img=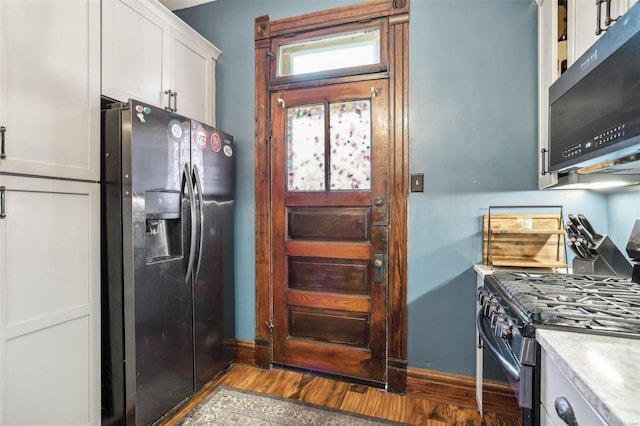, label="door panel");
[288,207,371,241]
[271,79,388,383]
[288,257,370,295]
